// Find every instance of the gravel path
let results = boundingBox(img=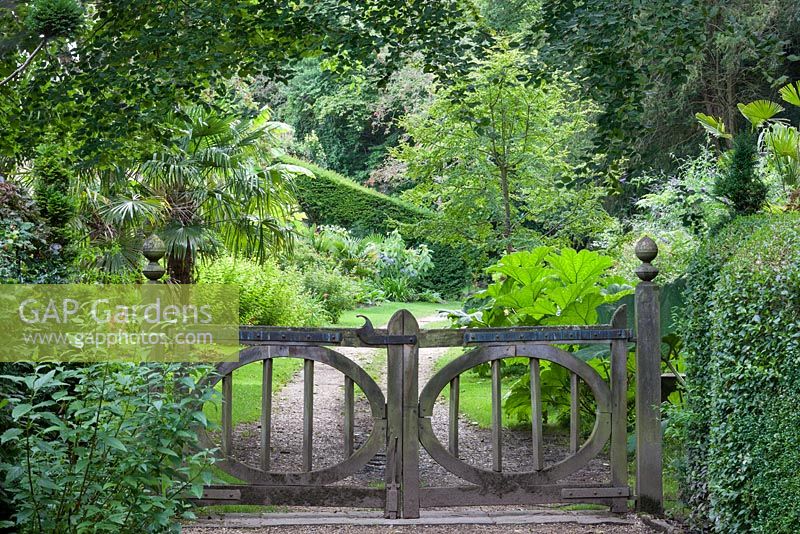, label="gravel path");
[187,522,658,534]
[195,312,663,532]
